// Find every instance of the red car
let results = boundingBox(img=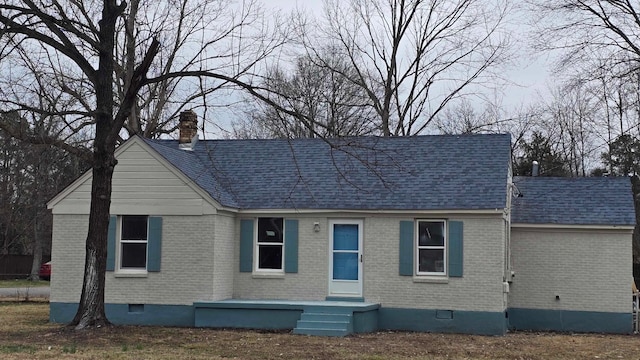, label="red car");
[39,261,51,280]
